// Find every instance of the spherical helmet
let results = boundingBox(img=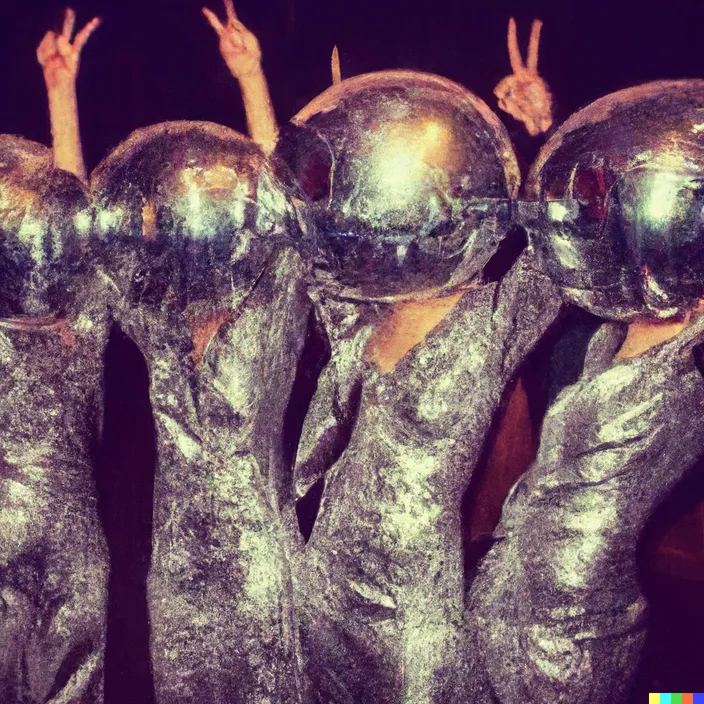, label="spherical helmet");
[0,135,92,318]
[518,80,704,321]
[91,121,302,312]
[274,70,520,301]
